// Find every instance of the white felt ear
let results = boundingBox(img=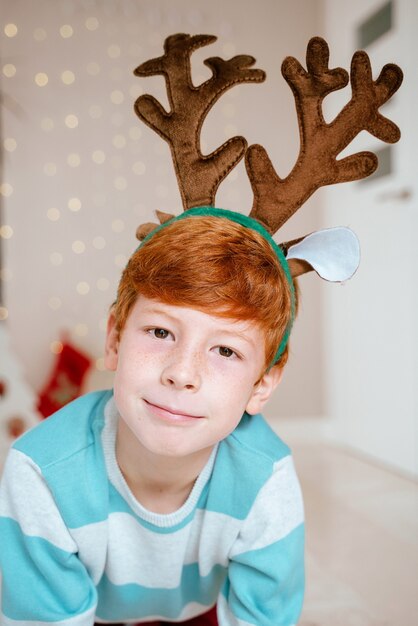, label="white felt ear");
[286,227,360,282]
